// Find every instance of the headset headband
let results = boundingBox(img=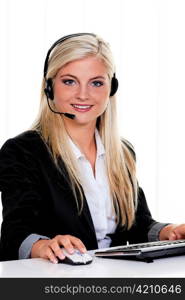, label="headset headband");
[43,33,96,78]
